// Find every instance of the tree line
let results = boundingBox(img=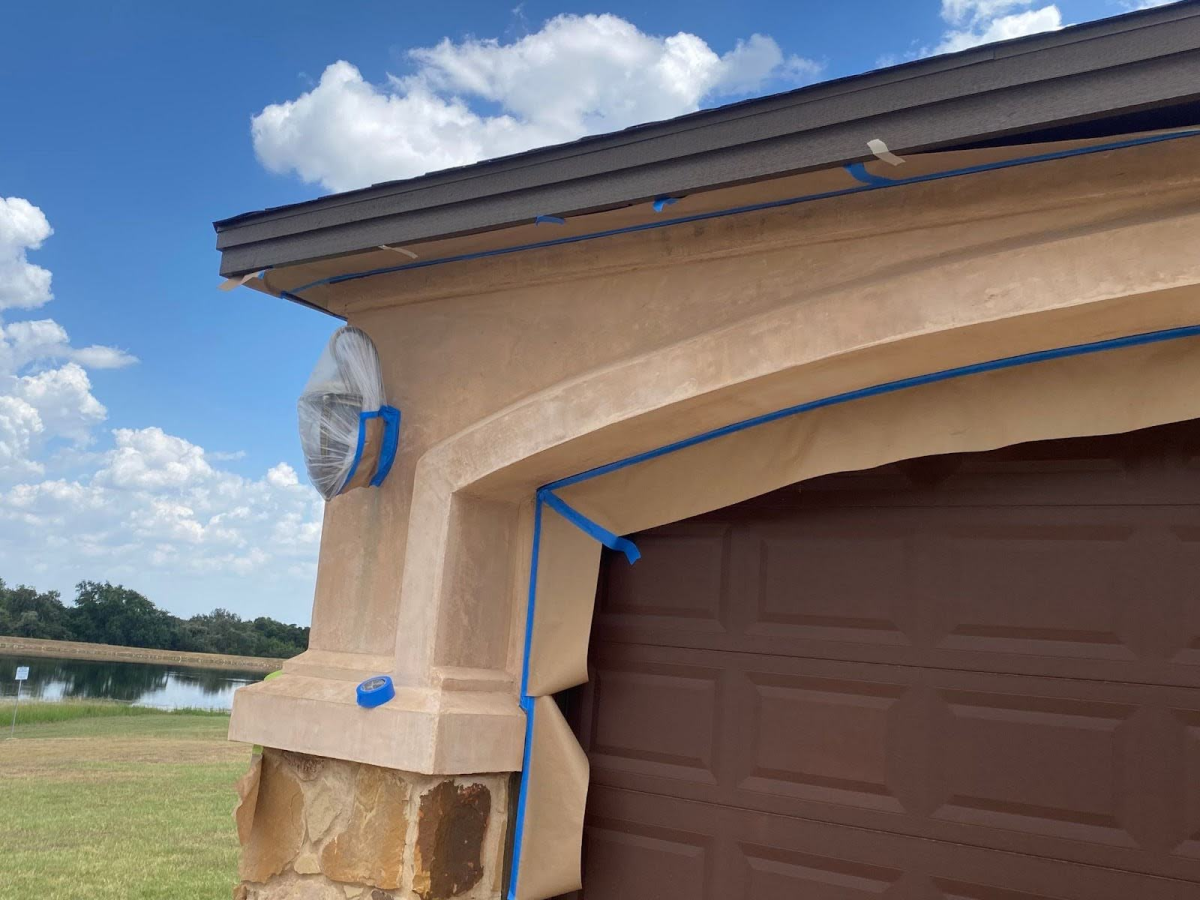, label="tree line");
[0,578,309,660]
